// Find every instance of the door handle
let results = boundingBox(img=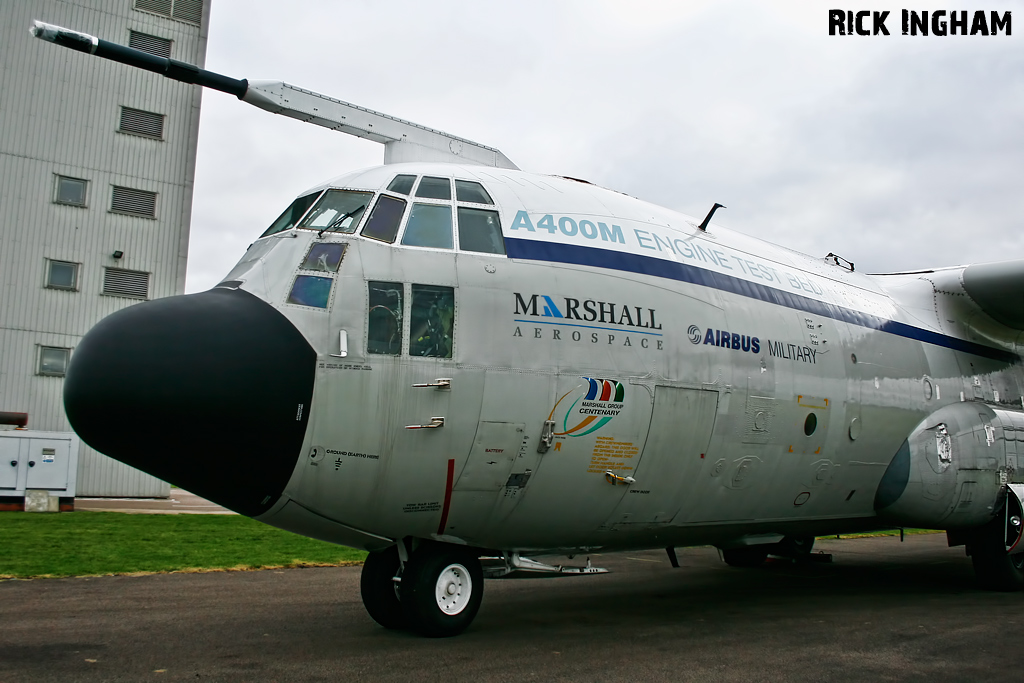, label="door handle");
[405,416,445,430]
[330,329,349,358]
[604,471,634,486]
[412,378,451,390]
